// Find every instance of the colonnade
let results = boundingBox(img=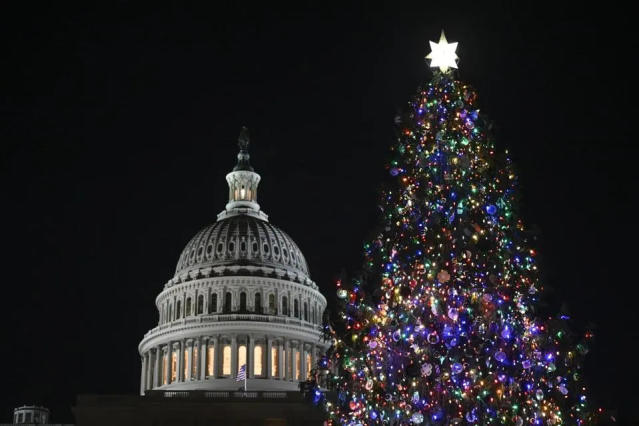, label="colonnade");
[140,335,320,394]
